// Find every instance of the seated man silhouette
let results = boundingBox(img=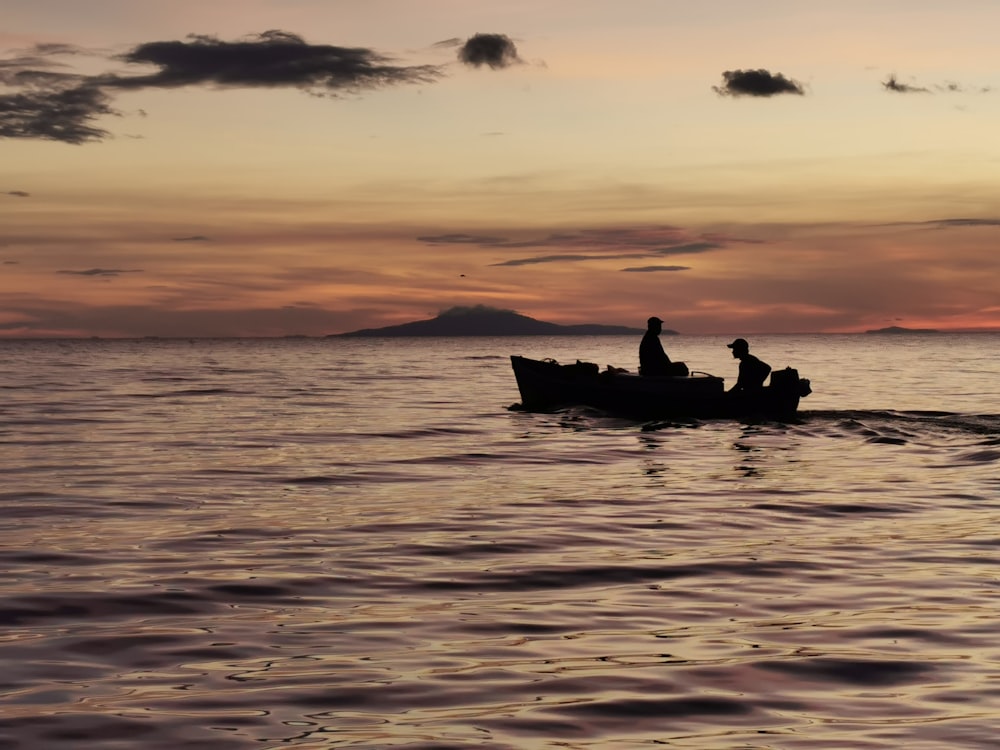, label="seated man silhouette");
[640,317,687,376]
[726,338,771,393]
